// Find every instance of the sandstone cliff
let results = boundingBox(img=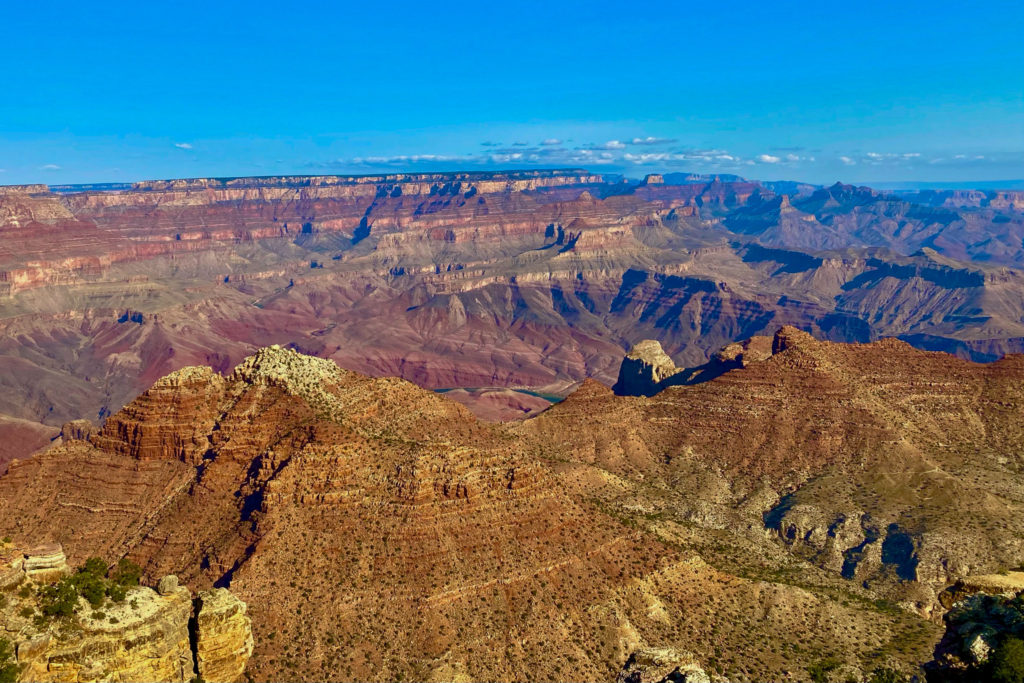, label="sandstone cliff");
[195,588,255,683]
[0,543,252,683]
